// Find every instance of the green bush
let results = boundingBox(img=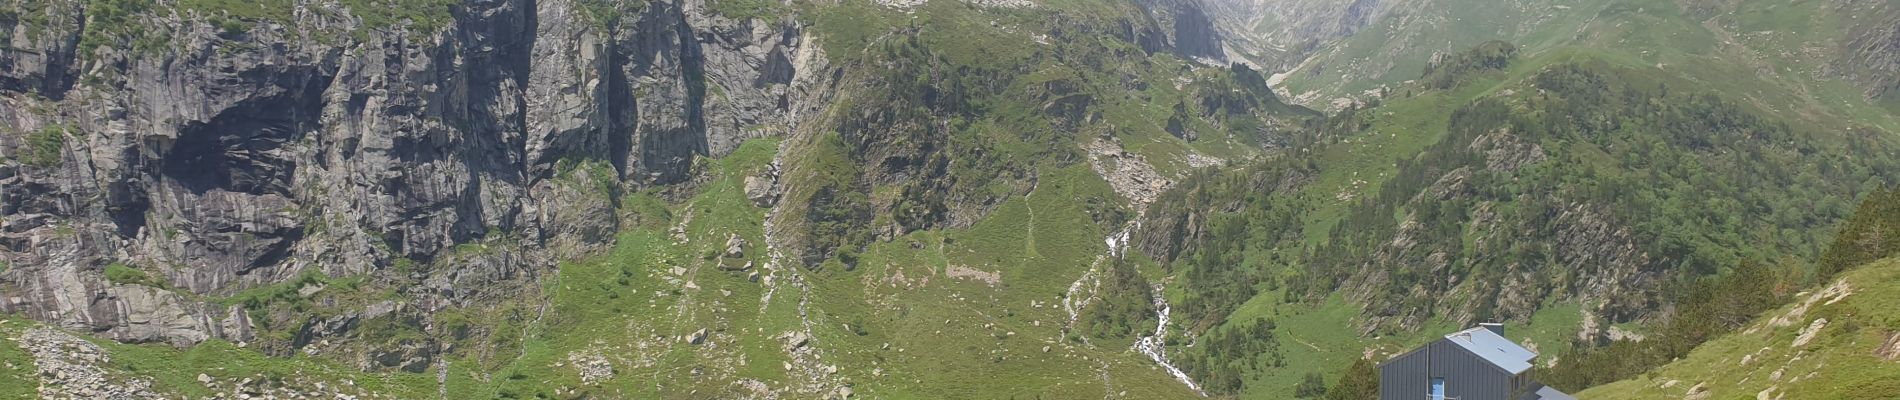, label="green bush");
[78,0,149,54]
[104,262,166,288]
[709,0,780,21]
[1816,186,1900,279]
[341,0,459,35]
[178,0,291,22]
[1076,259,1156,340]
[1536,258,1792,391]
[1419,40,1516,89]
[1326,358,1379,400]
[1179,318,1284,394]
[1293,372,1327,398]
[216,16,247,35]
[21,124,66,166]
